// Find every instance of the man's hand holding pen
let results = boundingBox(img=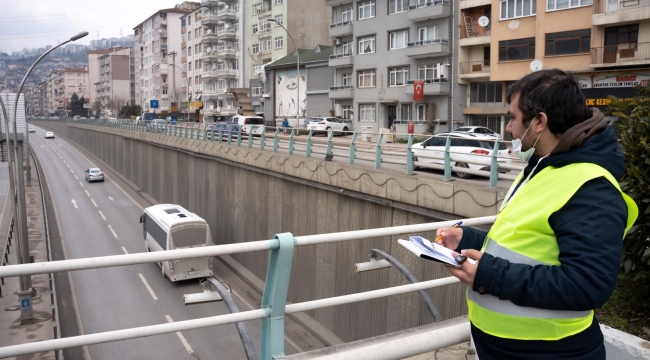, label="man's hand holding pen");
[436,223,483,287]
